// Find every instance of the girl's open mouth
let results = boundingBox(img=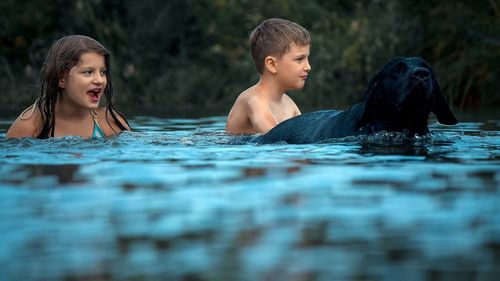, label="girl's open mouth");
[87,89,101,103]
